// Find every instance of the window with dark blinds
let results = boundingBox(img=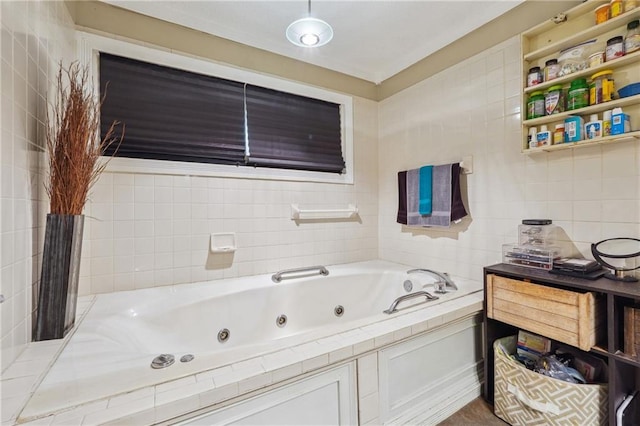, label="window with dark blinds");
[100,53,247,165]
[99,53,345,174]
[245,85,344,173]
